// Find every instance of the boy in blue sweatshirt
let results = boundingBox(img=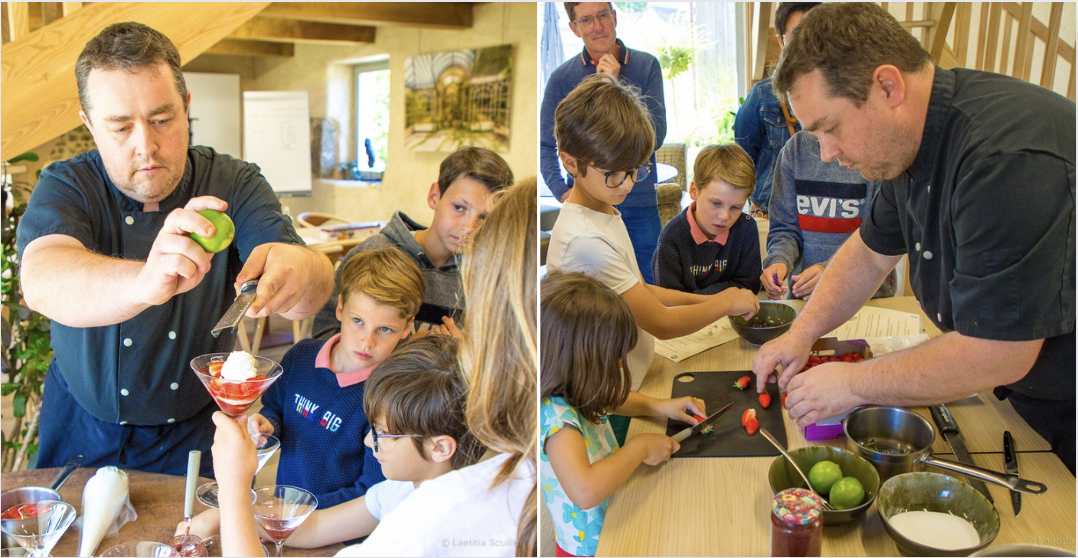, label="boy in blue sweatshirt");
[652,144,763,295]
[248,246,425,508]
